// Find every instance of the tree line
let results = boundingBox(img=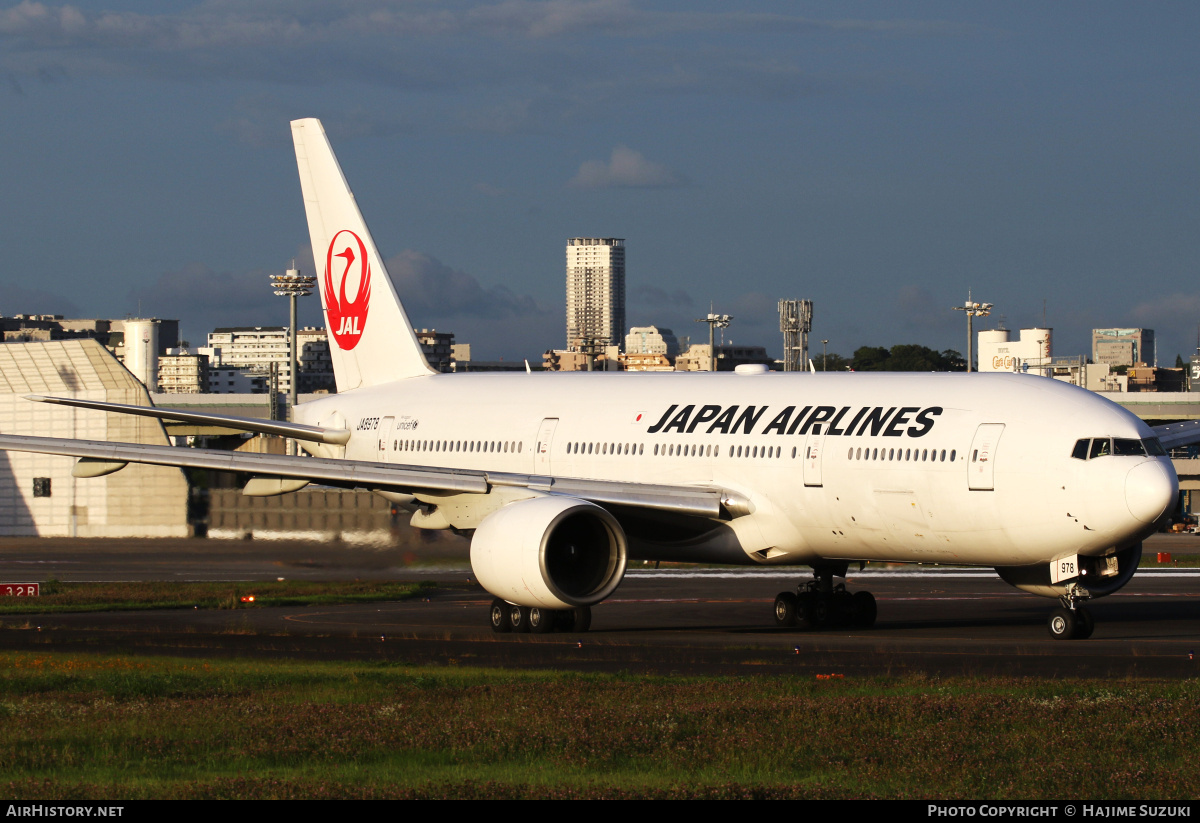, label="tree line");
[817,344,966,372]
